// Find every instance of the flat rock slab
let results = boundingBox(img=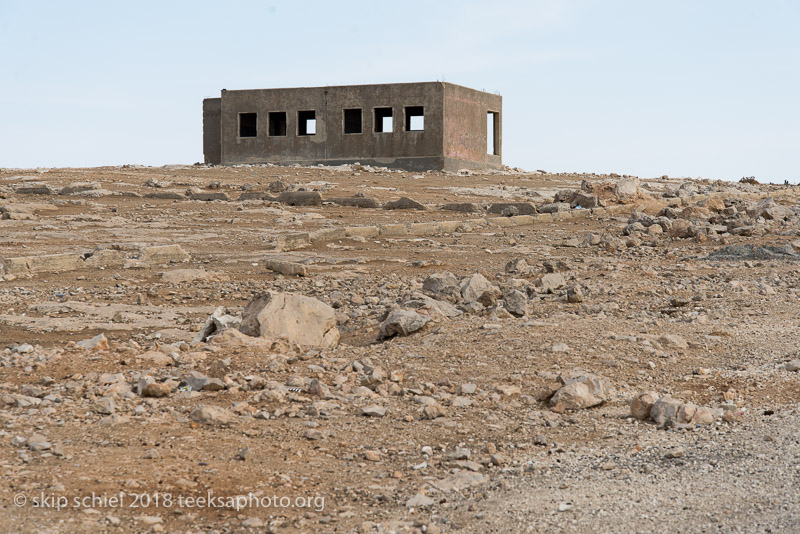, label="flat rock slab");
[15,183,56,195]
[139,245,190,264]
[441,202,477,213]
[145,191,186,200]
[432,470,487,493]
[2,253,85,275]
[161,268,212,283]
[277,191,323,206]
[384,197,426,210]
[238,192,276,201]
[189,191,230,201]
[328,197,380,208]
[487,202,537,215]
[705,244,799,261]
